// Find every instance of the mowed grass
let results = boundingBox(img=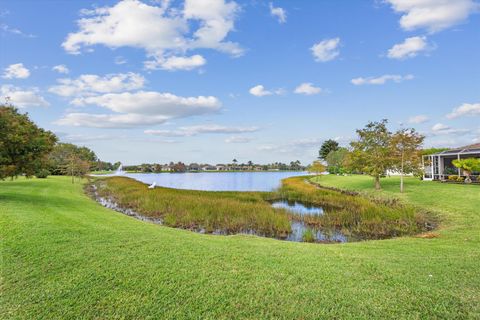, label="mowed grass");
[1,176,480,319]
